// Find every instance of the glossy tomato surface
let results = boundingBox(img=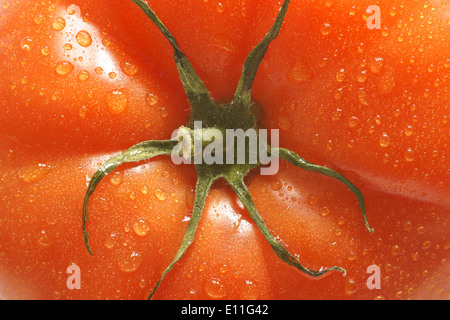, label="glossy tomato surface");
[0,0,448,299]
